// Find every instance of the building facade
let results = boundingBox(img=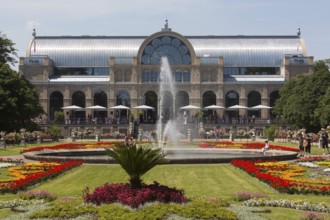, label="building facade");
[19,23,314,127]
